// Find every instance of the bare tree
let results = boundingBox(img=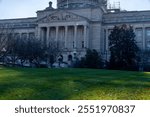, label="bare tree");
[15,37,45,67]
[0,24,63,68]
[0,25,15,64]
[46,40,63,67]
